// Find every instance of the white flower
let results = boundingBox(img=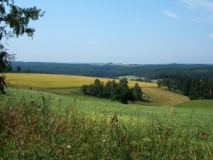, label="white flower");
[102,140,106,143]
[66,145,71,149]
